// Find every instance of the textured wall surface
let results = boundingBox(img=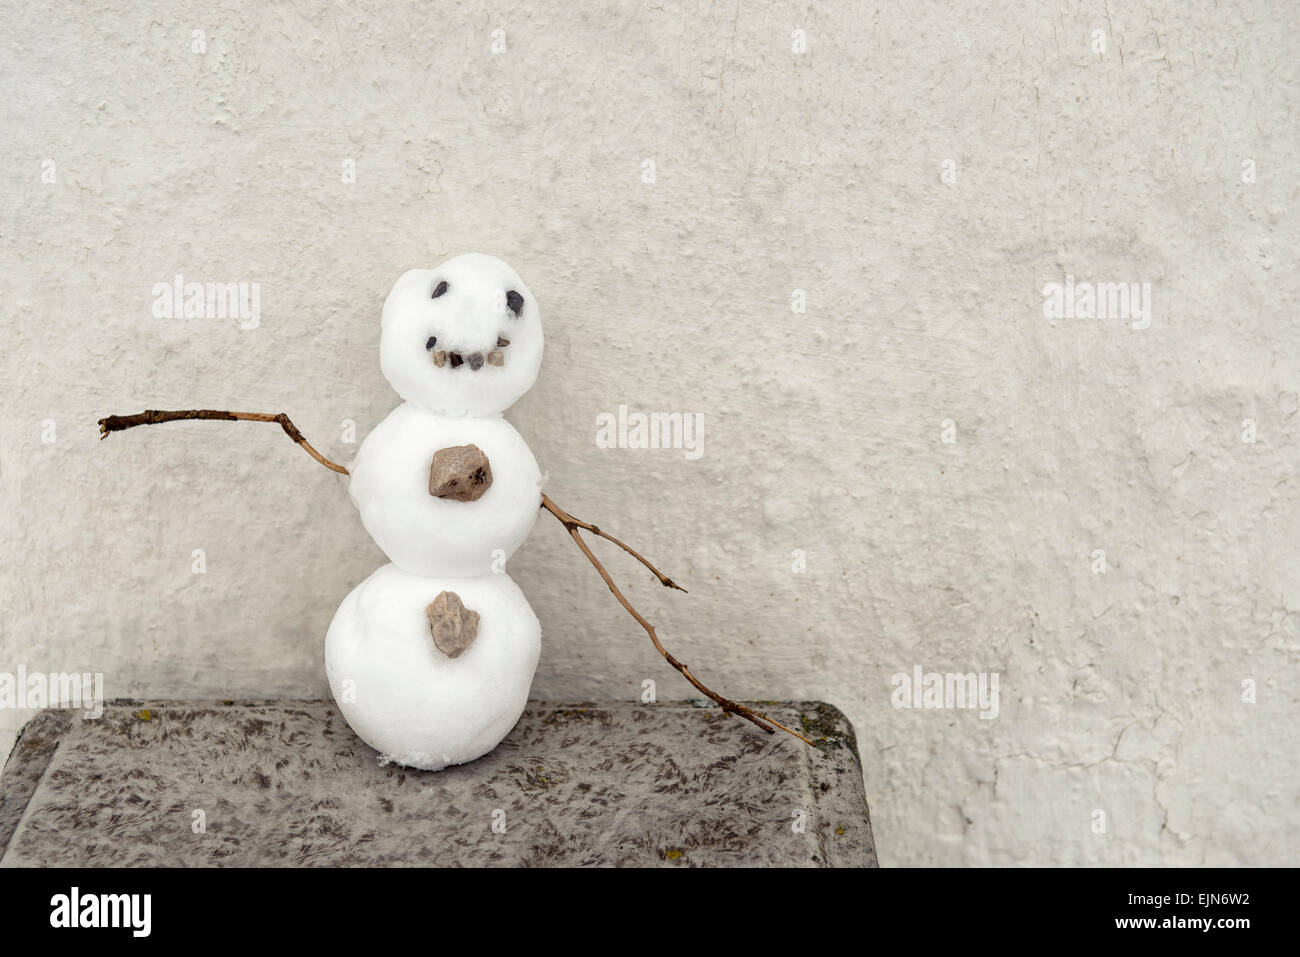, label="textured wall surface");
[1,0,1296,866]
